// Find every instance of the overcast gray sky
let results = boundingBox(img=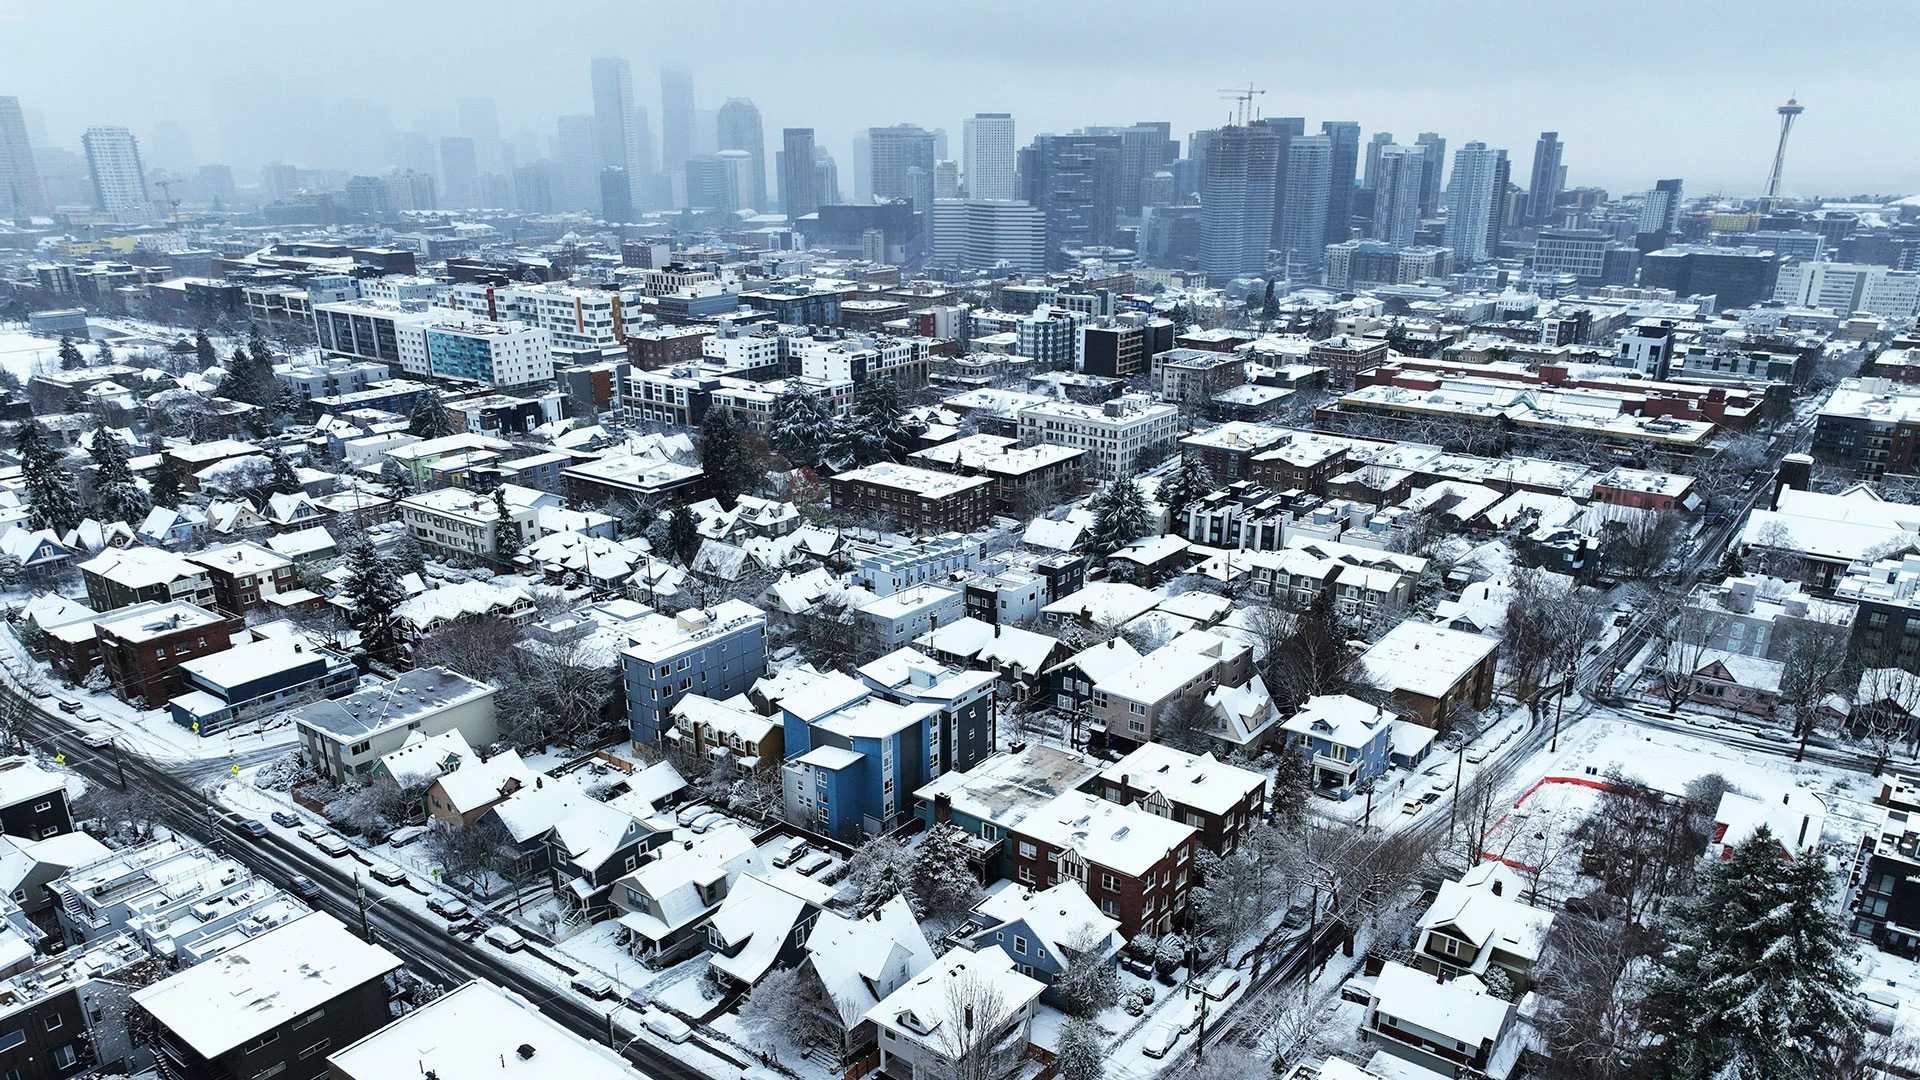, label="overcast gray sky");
[5,0,1917,198]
